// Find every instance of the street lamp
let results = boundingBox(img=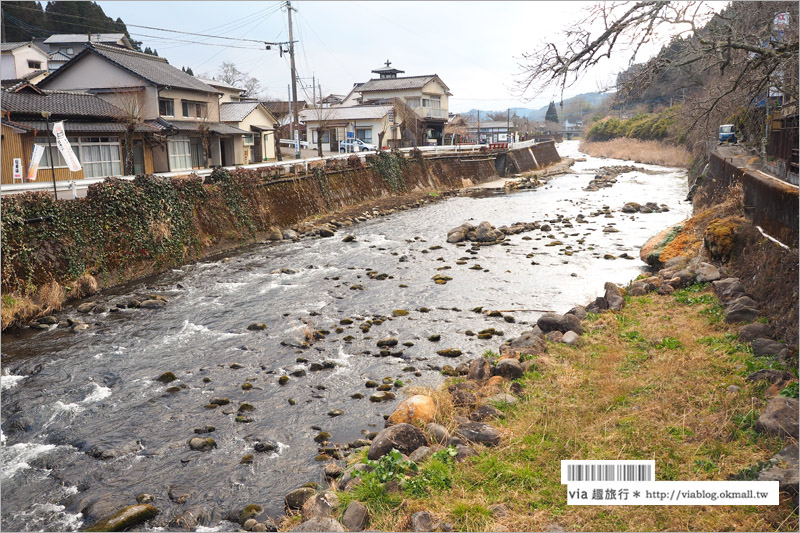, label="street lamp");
[41,111,58,200]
